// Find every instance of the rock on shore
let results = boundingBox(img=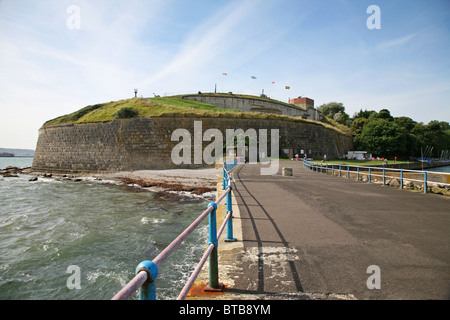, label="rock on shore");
[95,168,221,197]
[0,166,29,177]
